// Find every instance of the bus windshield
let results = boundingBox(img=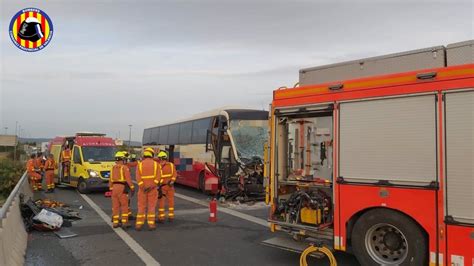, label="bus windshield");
[82,146,116,162]
[229,119,268,161]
